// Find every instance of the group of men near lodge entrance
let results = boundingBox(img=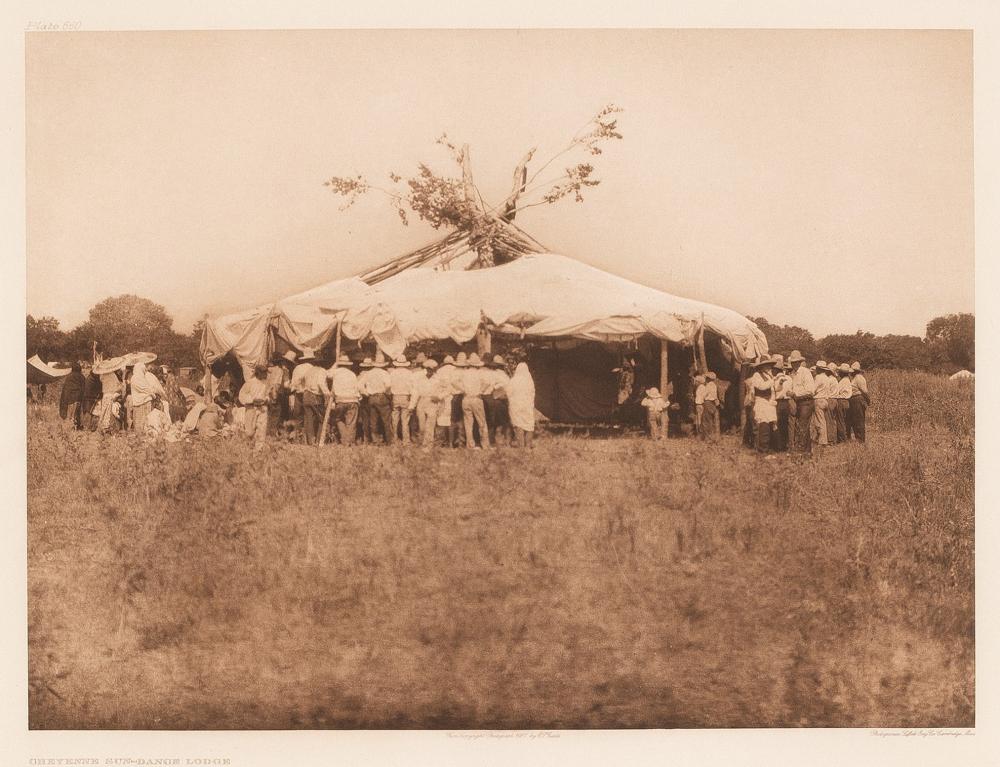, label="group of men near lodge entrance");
[742,351,869,454]
[231,349,538,451]
[638,350,870,453]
